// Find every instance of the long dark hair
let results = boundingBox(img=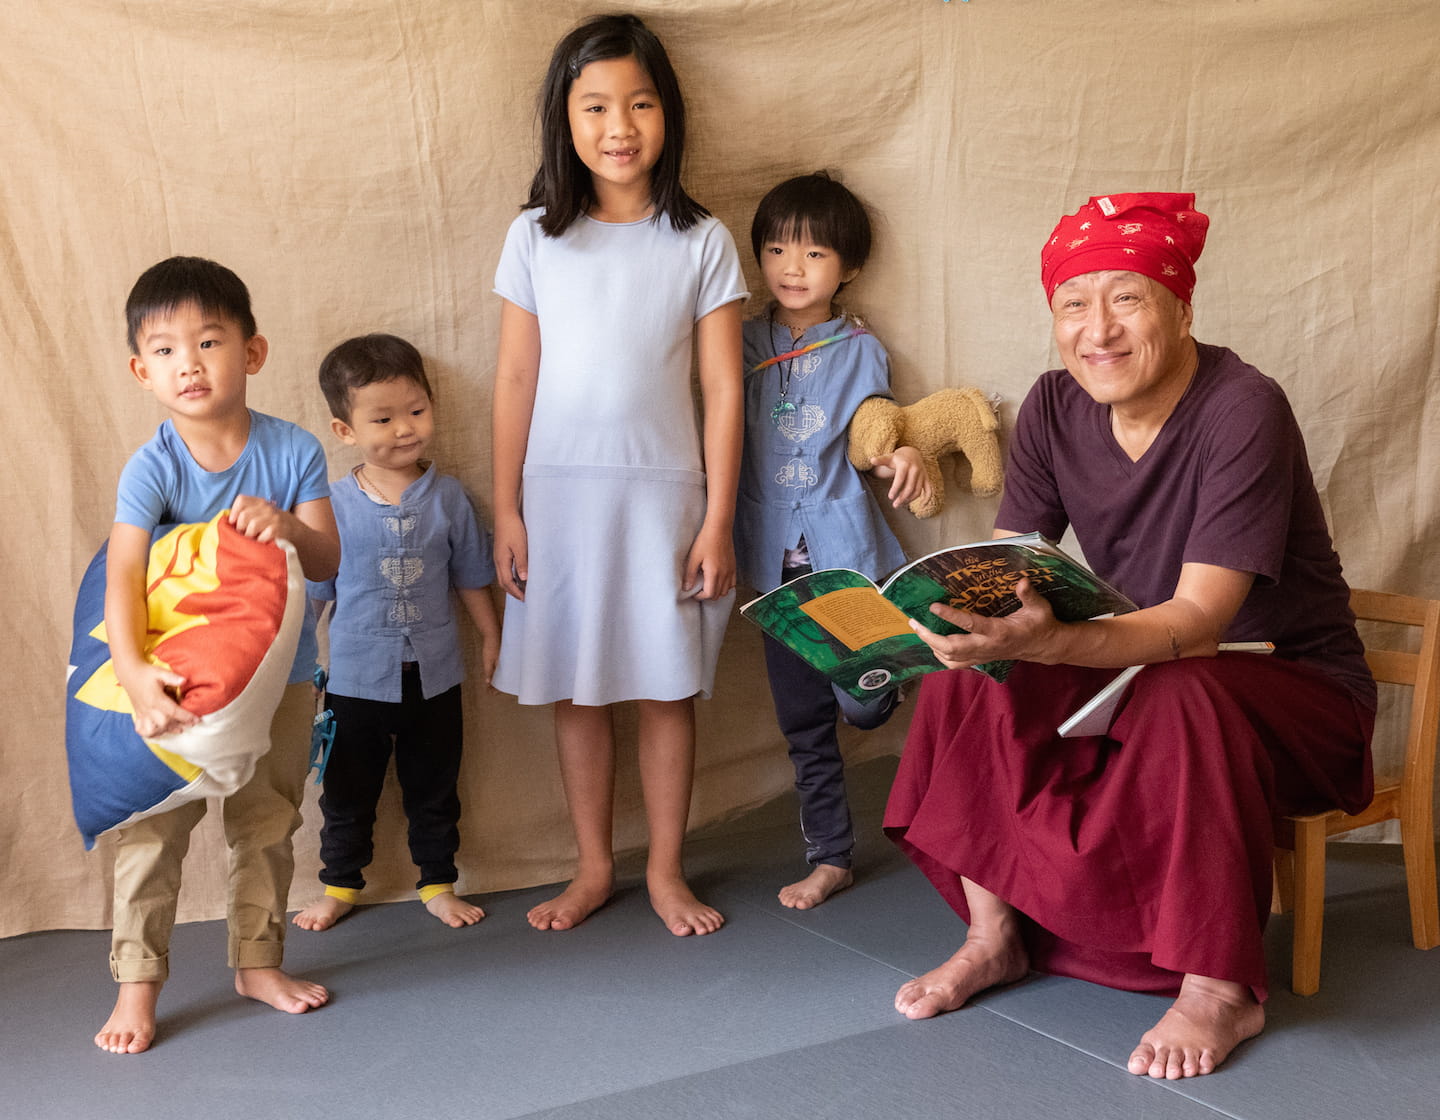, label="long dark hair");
[525,13,707,237]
